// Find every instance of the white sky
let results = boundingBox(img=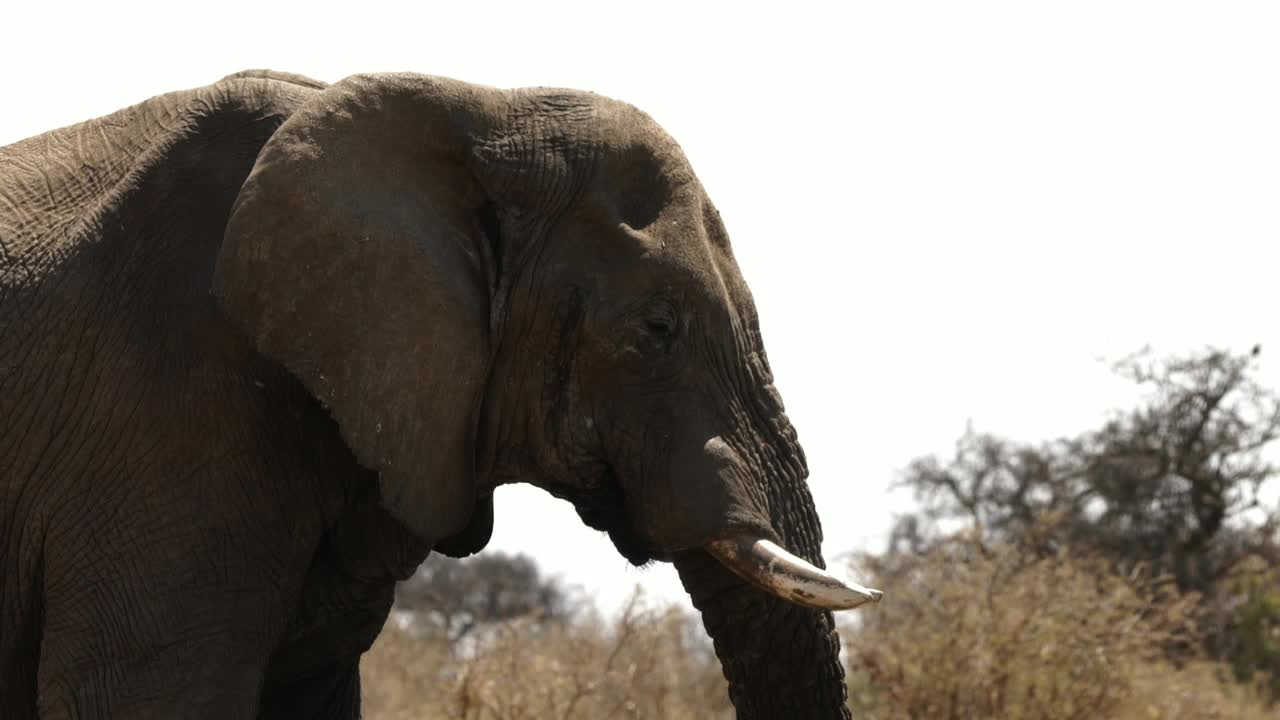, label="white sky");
[4,1,1278,614]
